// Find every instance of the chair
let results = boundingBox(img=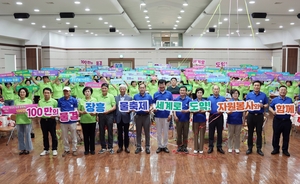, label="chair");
[0,114,17,146]
[242,116,268,144]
